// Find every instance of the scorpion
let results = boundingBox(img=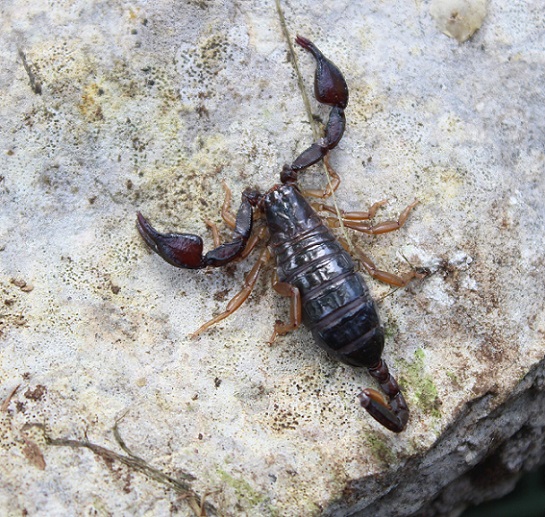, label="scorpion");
[137,36,422,433]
